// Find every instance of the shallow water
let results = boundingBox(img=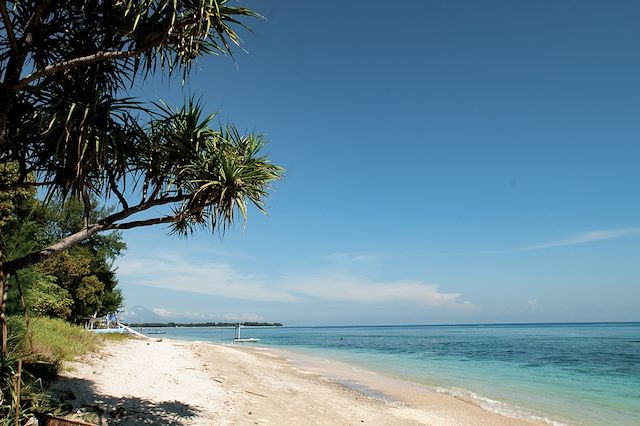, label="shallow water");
[150,323,640,425]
